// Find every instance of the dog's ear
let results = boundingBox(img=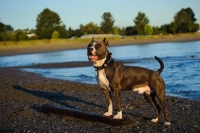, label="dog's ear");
[103,38,109,47]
